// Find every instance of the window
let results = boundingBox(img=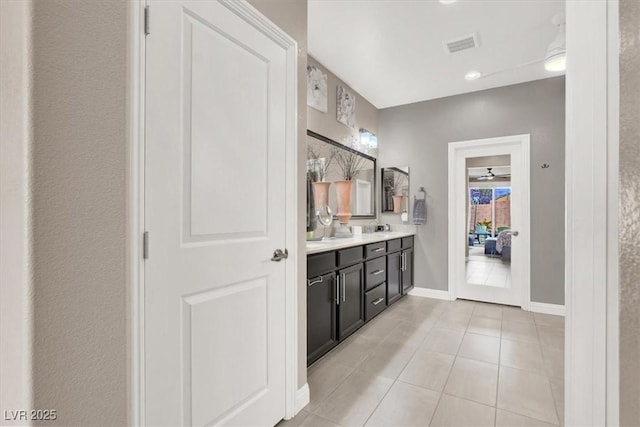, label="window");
[469,187,511,235]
